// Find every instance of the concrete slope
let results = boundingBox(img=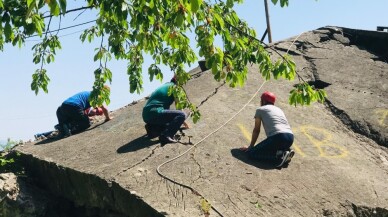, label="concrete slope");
[15,27,388,217]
